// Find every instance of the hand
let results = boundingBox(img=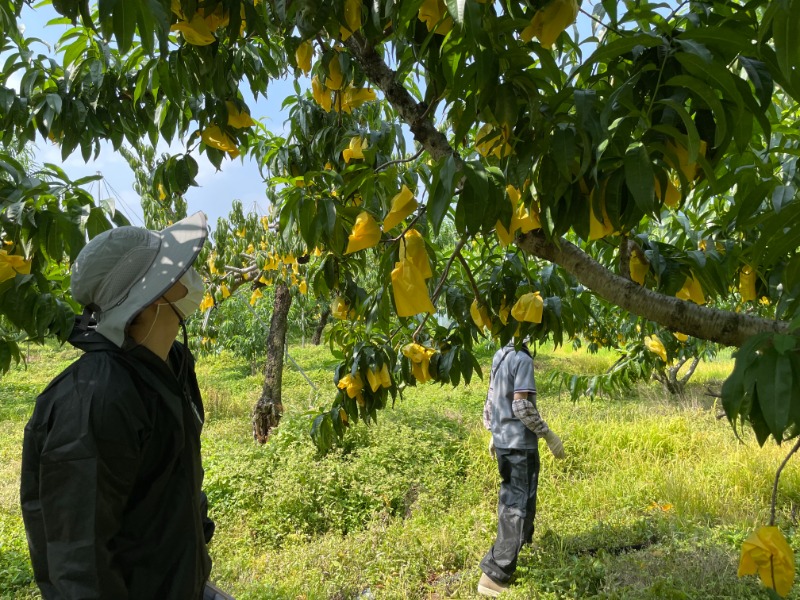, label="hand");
[544,430,565,459]
[488,435,497,460]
